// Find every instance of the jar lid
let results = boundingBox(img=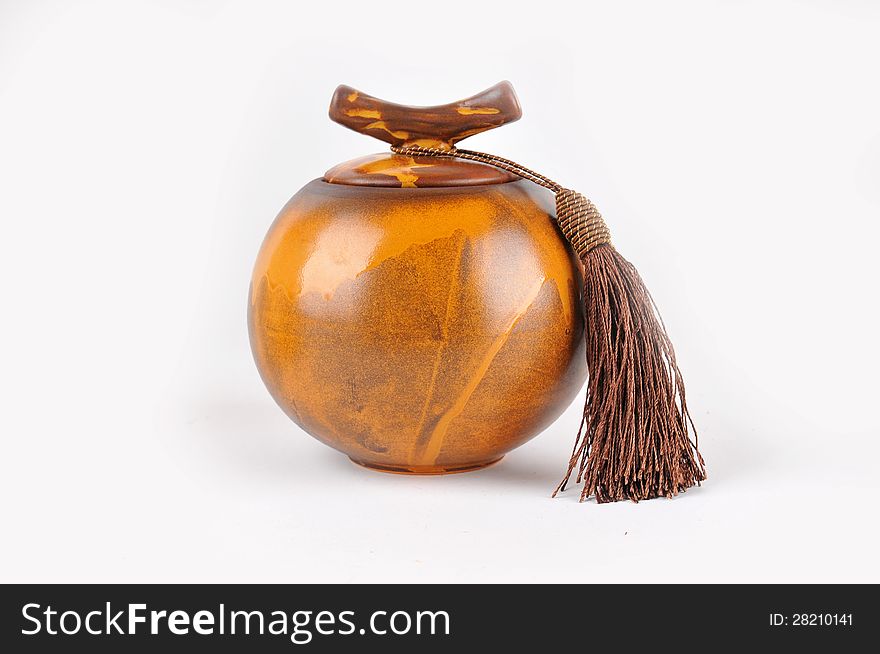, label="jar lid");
[324,153,518,187]
[322,82,522,188]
